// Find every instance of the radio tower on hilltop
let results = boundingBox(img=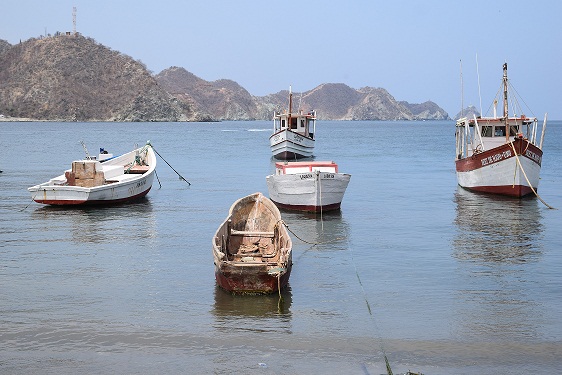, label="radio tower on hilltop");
[73,7,77,35]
